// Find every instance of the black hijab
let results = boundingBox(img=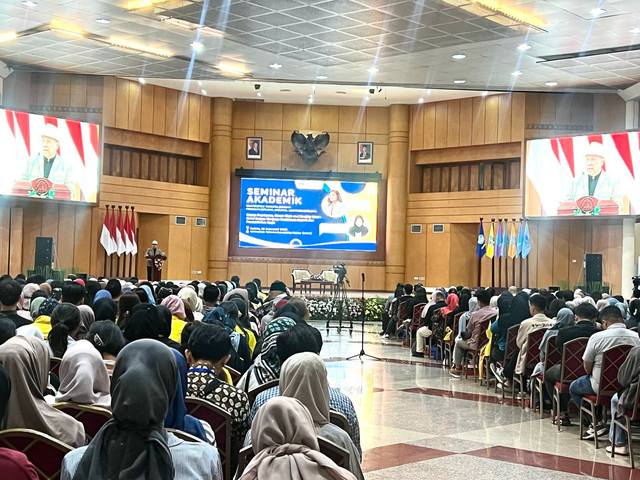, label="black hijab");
[72,339,176,480]
[511,291,531,323]
[0,364,10,422]
[123,303,160,343]
[93,298,117,322]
